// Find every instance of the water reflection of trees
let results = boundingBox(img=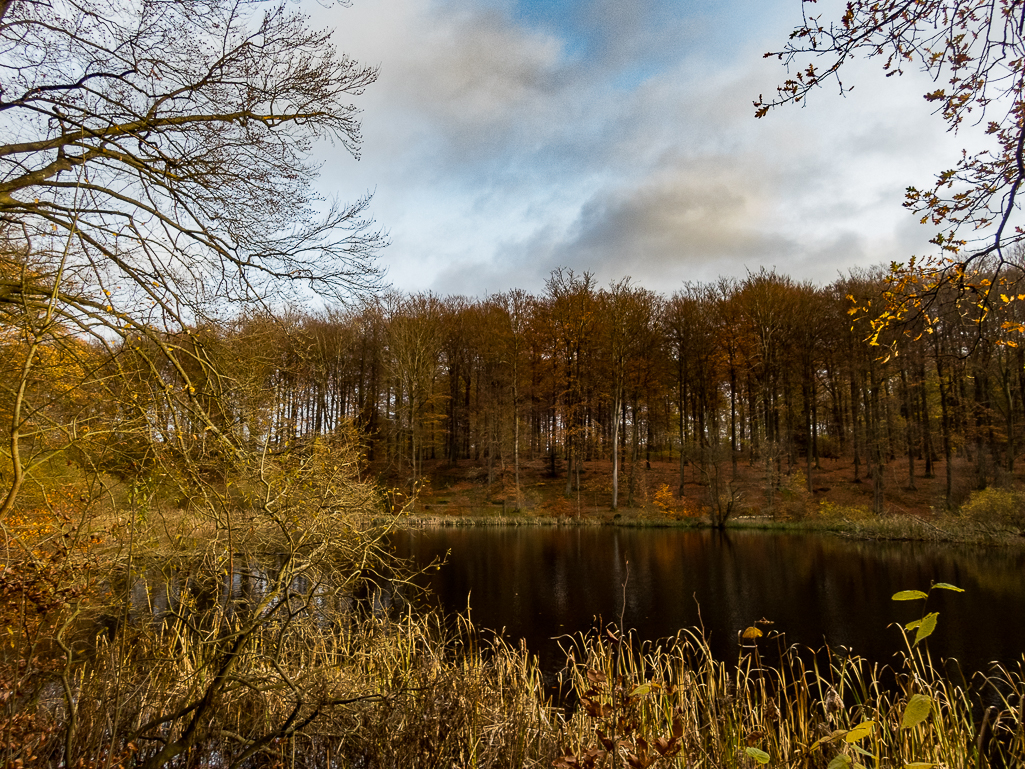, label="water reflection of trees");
[103,550,417,649]
[395,529,1025,675]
